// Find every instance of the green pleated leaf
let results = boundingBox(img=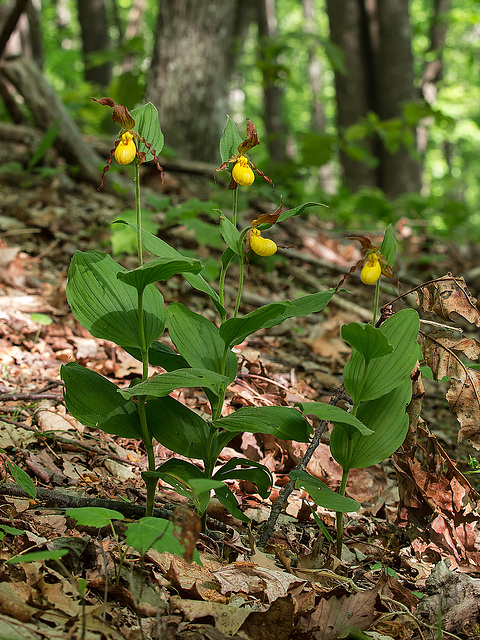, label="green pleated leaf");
[211,406,312,442]
[344,309,419,403]
[220,216,241,255]
[66,507,124,528]
[168,303,237,382]
[125,517,201,563]
[115,222,225,319]
[380,224,396,267]
[124,368,229,398]
[214,483,248,522]
[7,460,36,499]
[66,250,166,349]
[220,115,242,163]
[297,402,372,435]
[330,379,412,471]
[219,302,288,348]
[341,323,393,366]
[126,340,189,371]
[262,289,337,328]
[258,202,327,231]
[290,470,360,512]
[61,362,142,438]
[151,459,211,515]
[214,458,272,498]
[117,256,203,293]
[131,102,164,162]
[145,395,211,460]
